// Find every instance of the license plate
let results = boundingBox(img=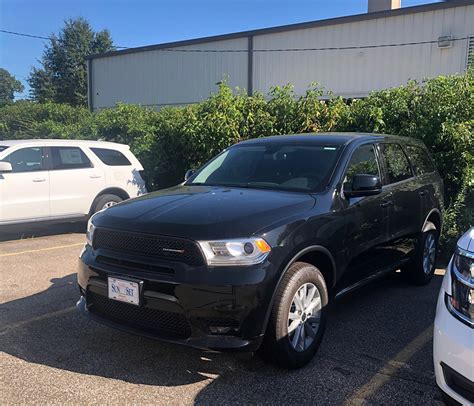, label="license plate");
[108,277,140,306]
